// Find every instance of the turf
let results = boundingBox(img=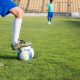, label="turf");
[0,16,80,80]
